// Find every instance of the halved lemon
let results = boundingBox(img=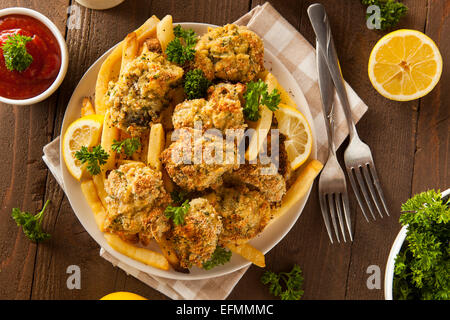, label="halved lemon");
[62,114,104,180]
[100,291,147,300]
[274,103,313,170]
[368,29,442,101]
